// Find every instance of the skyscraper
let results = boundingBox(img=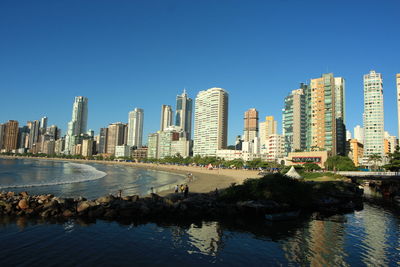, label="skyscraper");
[4,120,19,152]
[193,87,228,156]
[98,128,108,154]
[259,116,278,151]
[0,123,5,150]
[27,120,40,149]
[175,89,193,139]
[160,105,173,131]
[397,73,400,139]
[282,85,307,155]
[127,108,144,148]
[363,70,384,164]
[335,77,346,155]
[107,122,127,155]
[40,116,48,135]
[307,73,337,154]
[243,108,259,142]
[65,96,88,153]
